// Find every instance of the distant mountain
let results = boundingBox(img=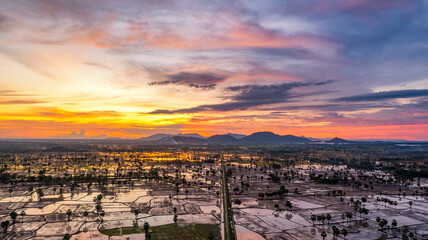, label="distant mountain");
[158,135,238,144]
[157,136,205,144]
[348,138,410,143]
[140,133,174,141]
[173,136,205,144]
[140,133,206,142]
[157,136,177,144]
[239,132,310,143]
[303,137,331,142]
[226,133,247,139]
[326,137,353,144]
[176,133,206,139]
[207,134,238,143]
